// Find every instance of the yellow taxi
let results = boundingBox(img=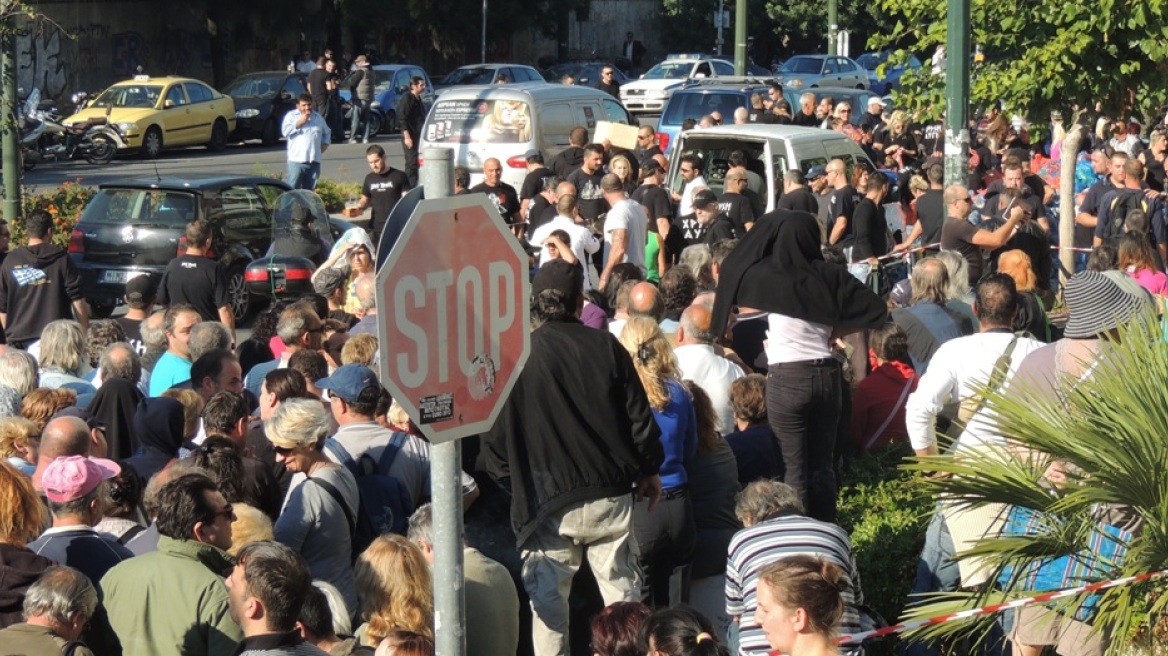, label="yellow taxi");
[66,75,236,158]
